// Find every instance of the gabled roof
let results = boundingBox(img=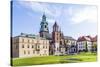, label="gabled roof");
[77,36,91,42]
[86,35,92,40]
[91,35,97,42]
